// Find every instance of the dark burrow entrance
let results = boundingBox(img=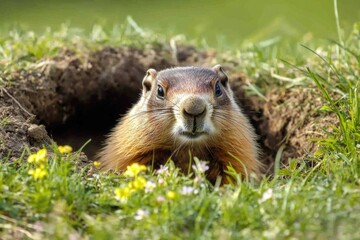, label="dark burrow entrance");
[39,47,170,159]
[49,100,128,158]
[1,46,331,173]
